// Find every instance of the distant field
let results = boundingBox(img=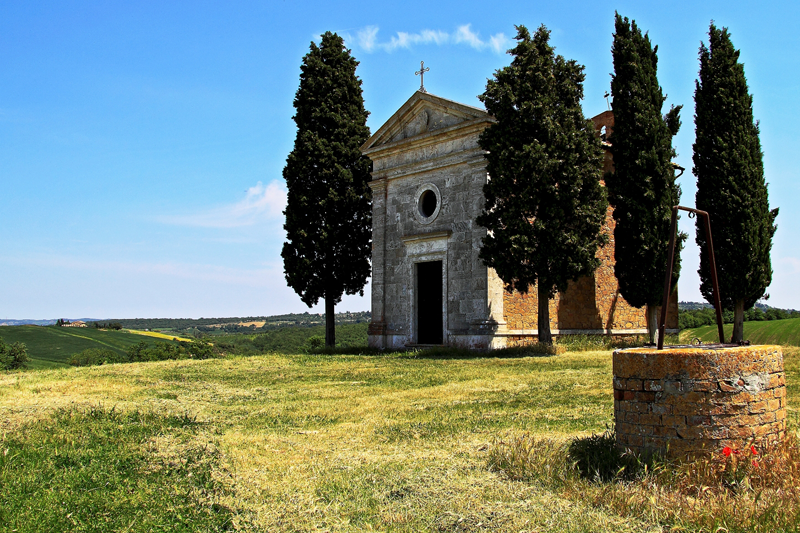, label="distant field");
[124,329,193,342]
[0,326,181,369]
[681,317,800,346]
